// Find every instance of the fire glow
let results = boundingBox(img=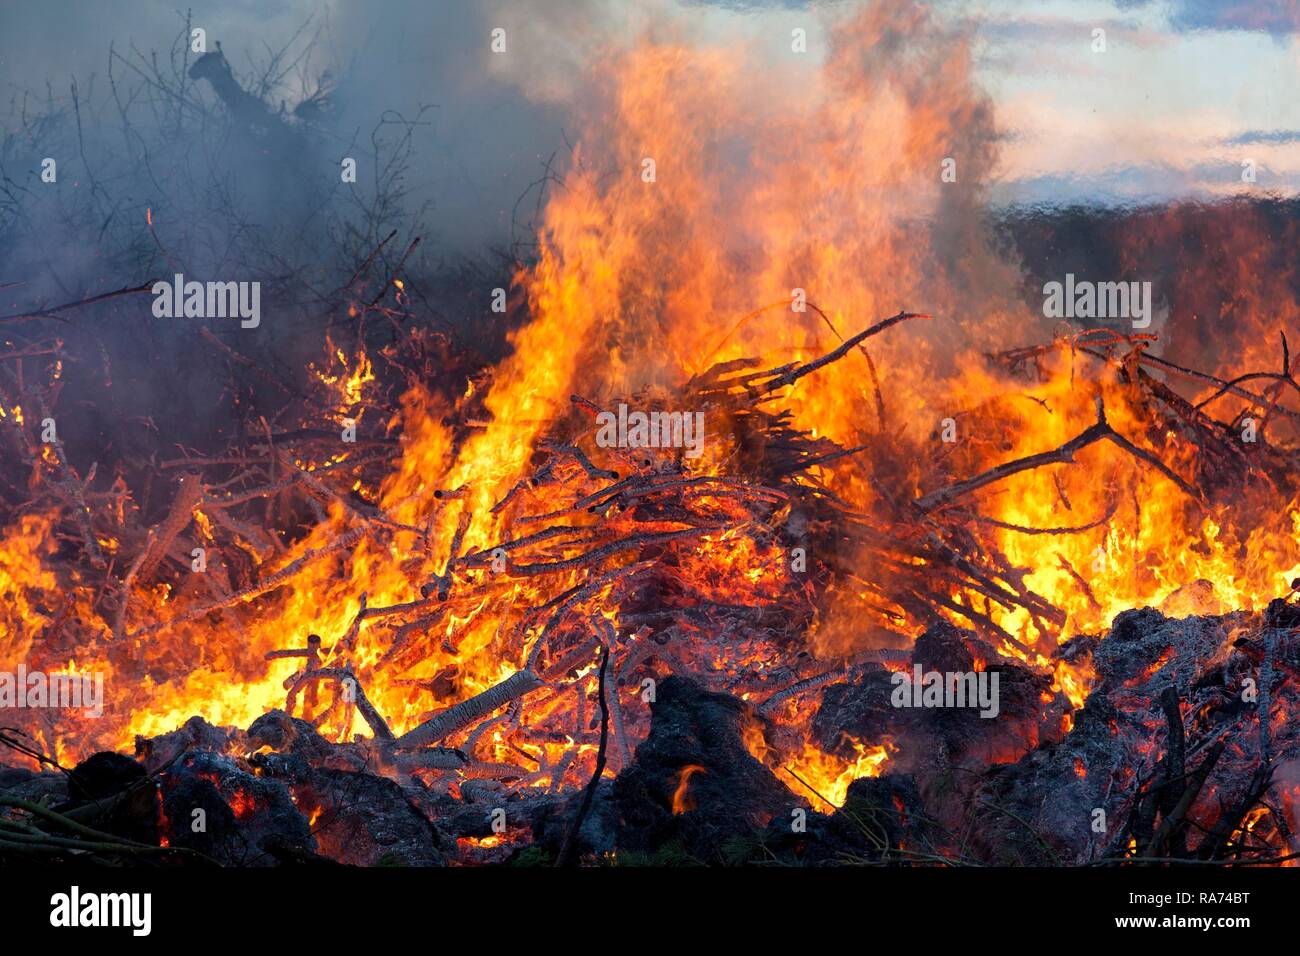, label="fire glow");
[2,0,1299,866]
